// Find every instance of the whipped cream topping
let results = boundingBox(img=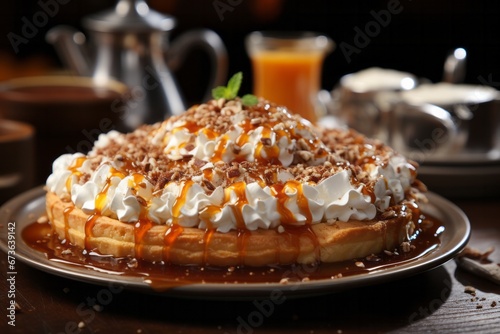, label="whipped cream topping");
[46,98,421,232]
